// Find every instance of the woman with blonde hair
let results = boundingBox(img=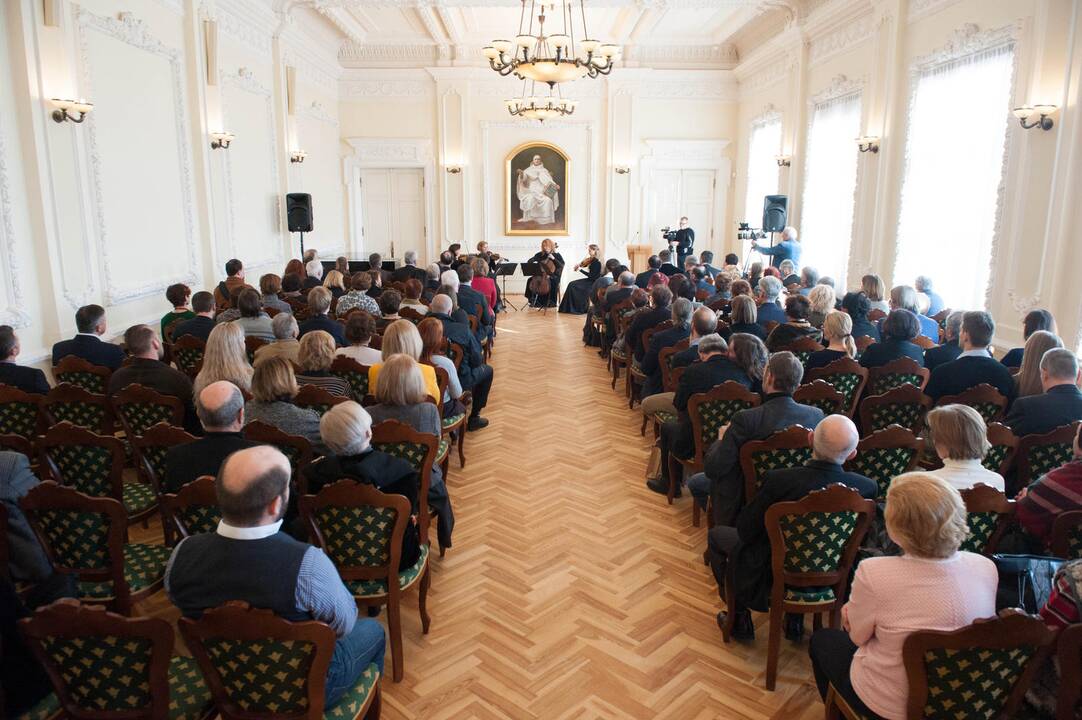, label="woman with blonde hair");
[806,311,857,371]
[244,355,324,452]
[809,473,997,719]
[194,321,252,395]
[322,269,347,300]
[925,404,1004,491]
[369,319,440,401]
[807,284,836,329]
[1014,329,1063,399]
[724,294,767,341]
[861,274,889,313]
[295,330,350,396]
